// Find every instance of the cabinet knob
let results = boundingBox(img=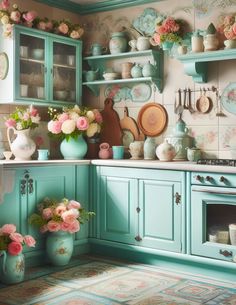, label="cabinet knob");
[174,192,181,204]
[28,178,34,194]
[219,176,226,183]
[205,176,213,182]
[136,207,141,213]
[195,175,202,181]
[135,235,142,242]
[219,249,232,257]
